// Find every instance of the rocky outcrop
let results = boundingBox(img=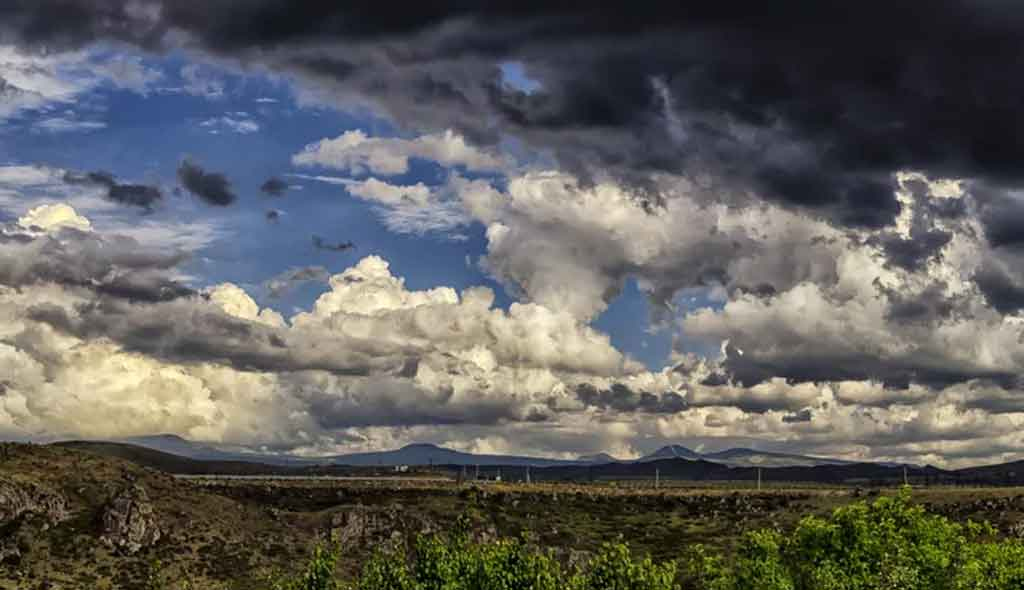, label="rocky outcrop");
[99,484,161,554]
[0,476,69,564]
[0,476,69,529]
[327,504,407,546]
